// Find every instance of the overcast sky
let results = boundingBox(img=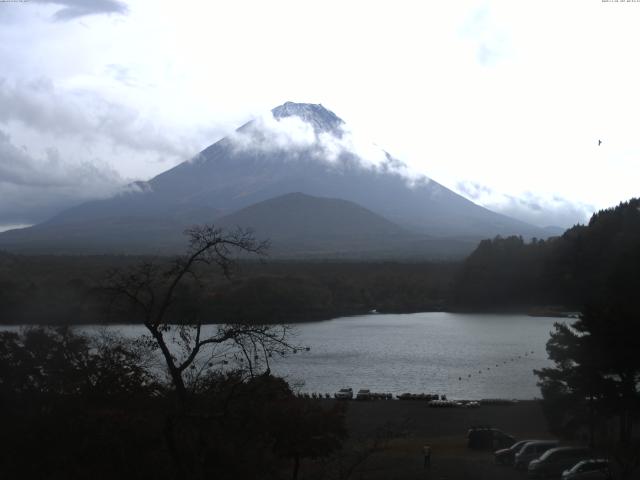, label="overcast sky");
[1,0,639,230]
